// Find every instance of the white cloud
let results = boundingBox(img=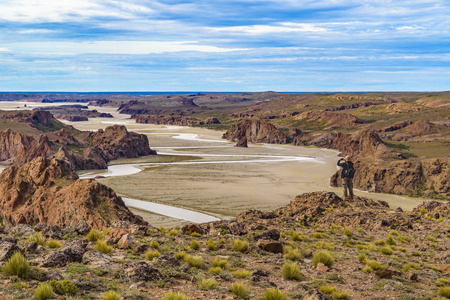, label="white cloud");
[17,29,56,34]
[212,23,327,35]
[0,48,10,52]
[7,41,249,54]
